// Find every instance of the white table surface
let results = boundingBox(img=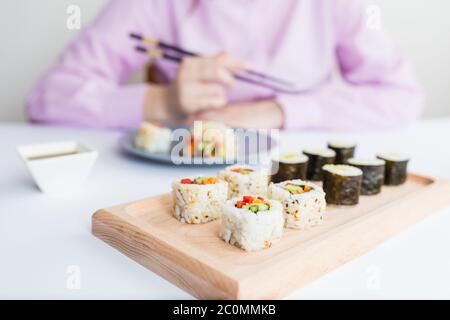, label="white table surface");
[1,120,450,299]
